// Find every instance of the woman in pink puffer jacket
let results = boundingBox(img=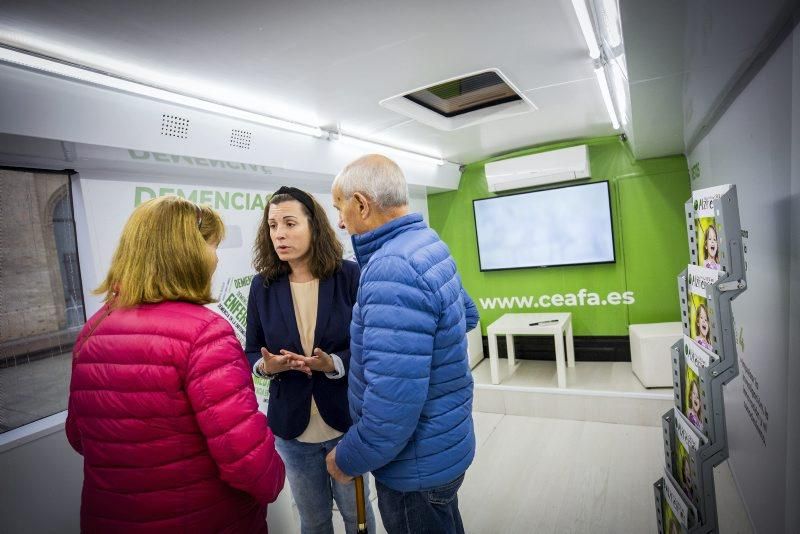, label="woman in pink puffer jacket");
[66,196,285,533]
